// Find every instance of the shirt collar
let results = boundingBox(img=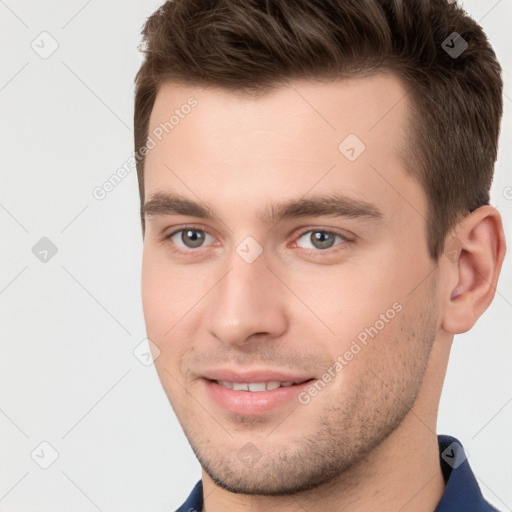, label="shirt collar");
[435,434,498,511]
